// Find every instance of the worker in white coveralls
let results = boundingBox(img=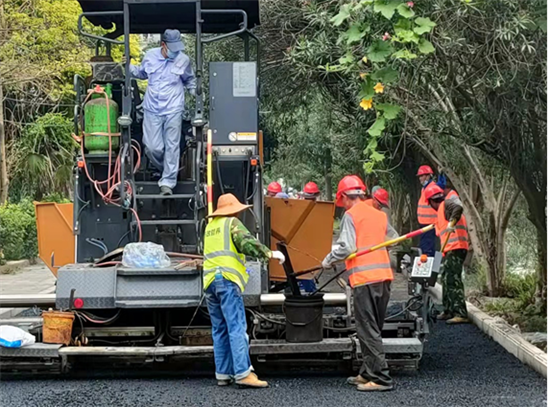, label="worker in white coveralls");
[127,29,196,196]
